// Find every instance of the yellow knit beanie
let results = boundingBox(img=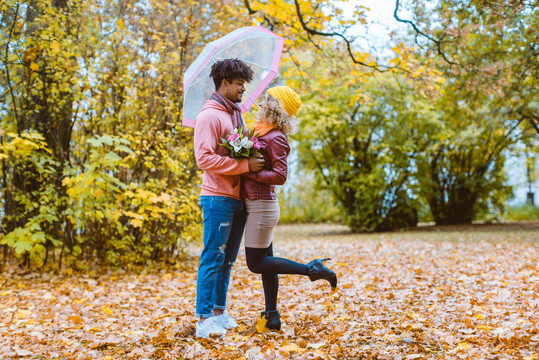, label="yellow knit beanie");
[267,86,302,116]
